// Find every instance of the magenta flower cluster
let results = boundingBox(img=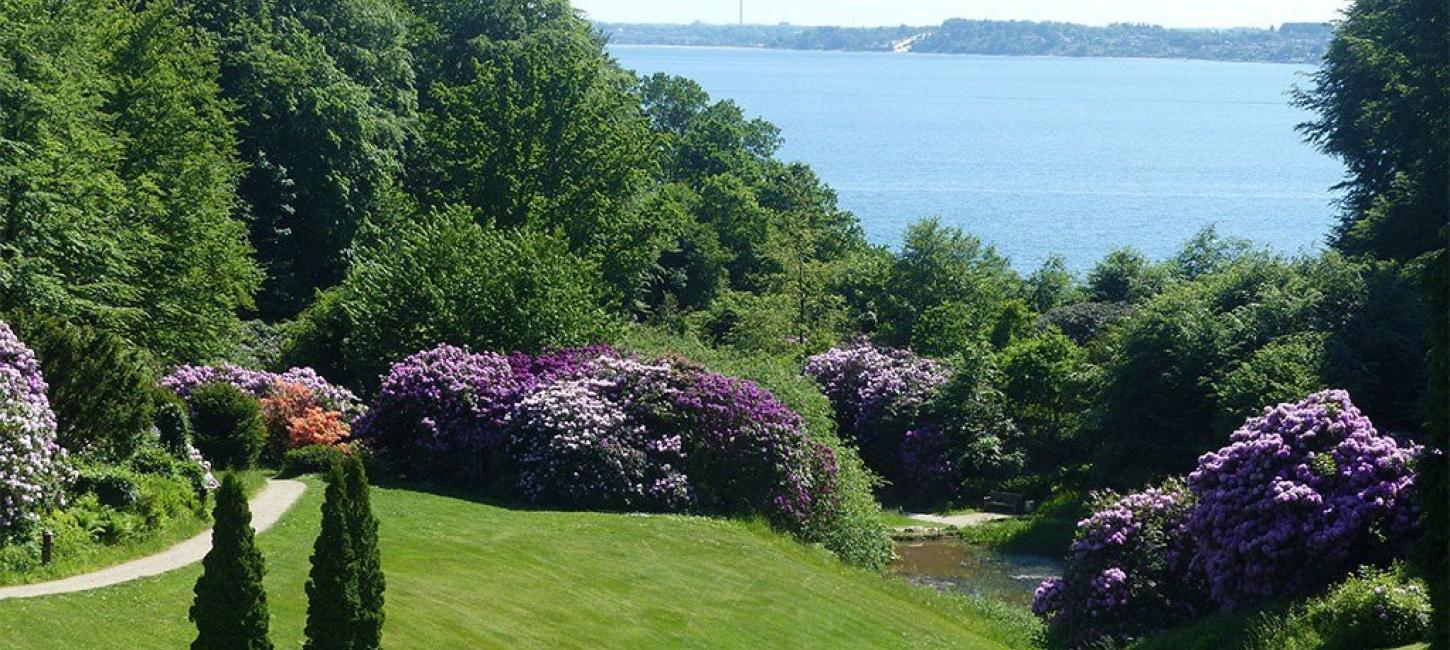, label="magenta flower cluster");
[162,363,362,417]
[0,321,74,535]
[1033,390,1422,648]
[358,344,841,536]
[1185,389,1421,607]
[803,340,950,488]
